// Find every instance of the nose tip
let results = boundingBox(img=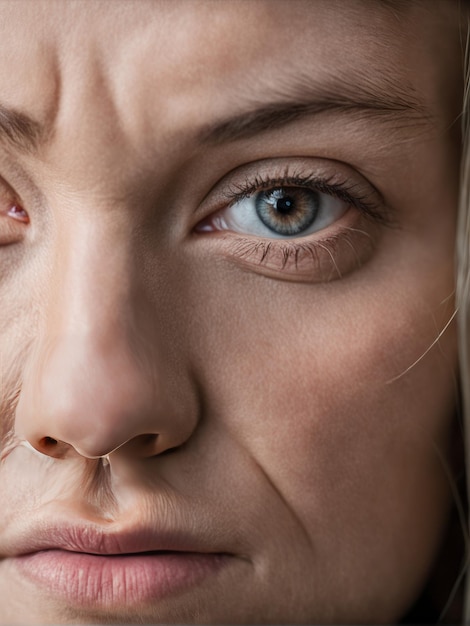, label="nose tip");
[15,334,198,462]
